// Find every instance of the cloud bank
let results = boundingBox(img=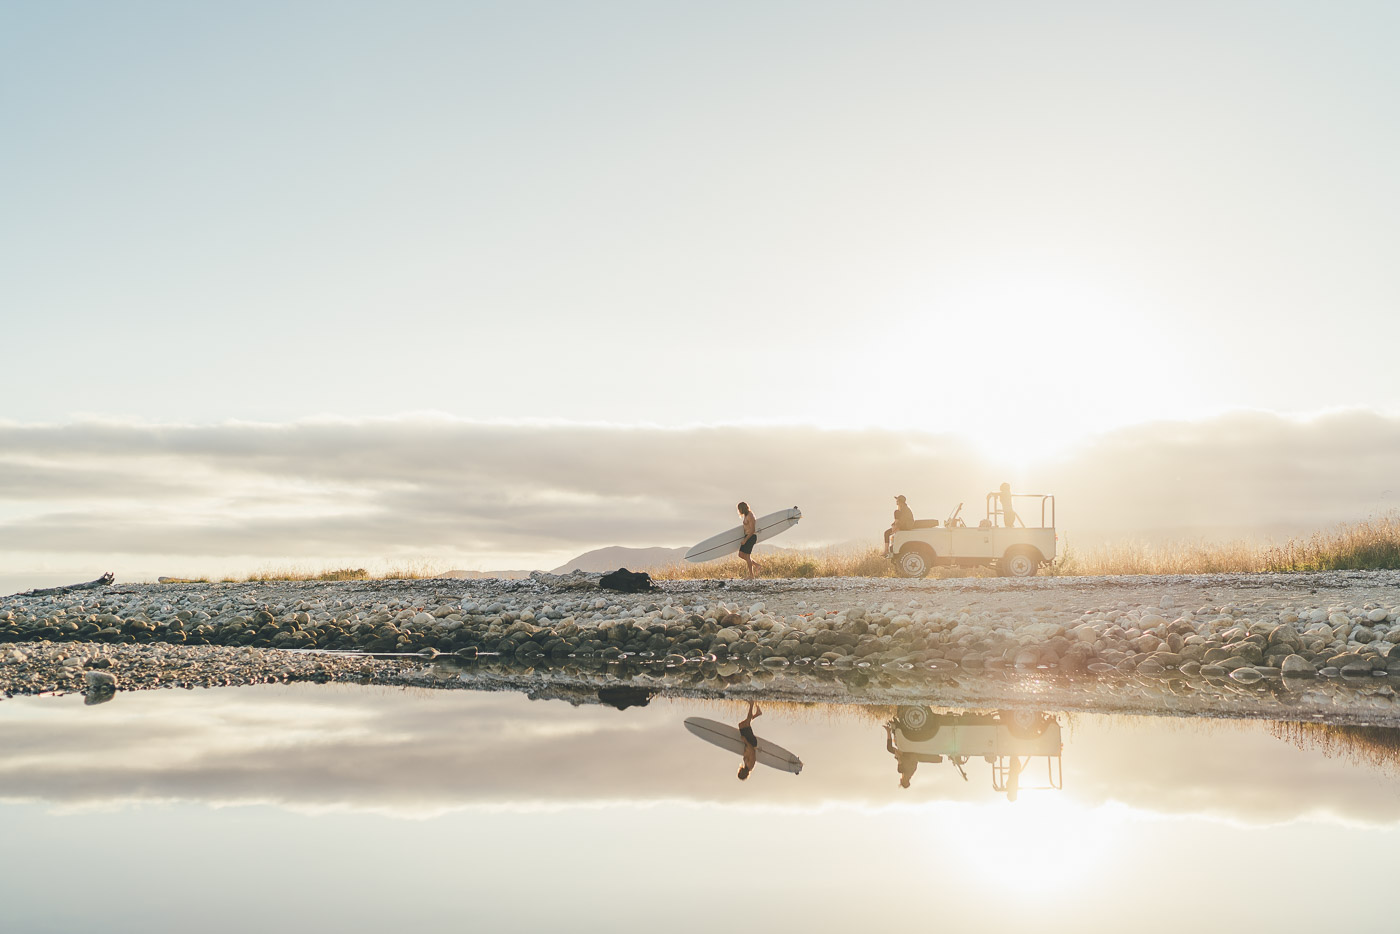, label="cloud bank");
[1,411,1397,581]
